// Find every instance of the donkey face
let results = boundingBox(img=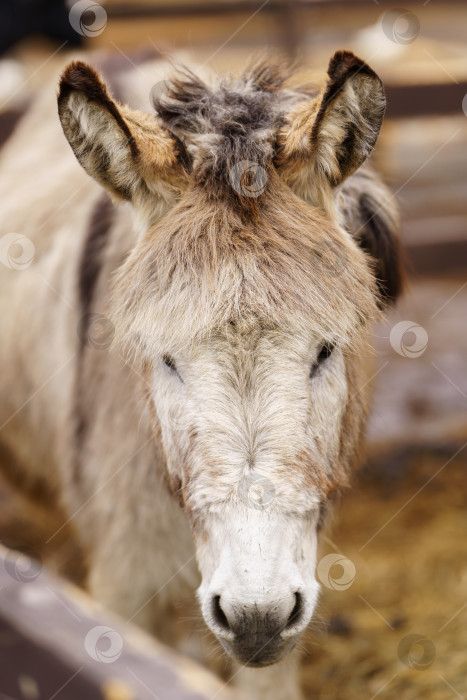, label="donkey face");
[149,317,362,666]
[58,52,402,666]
